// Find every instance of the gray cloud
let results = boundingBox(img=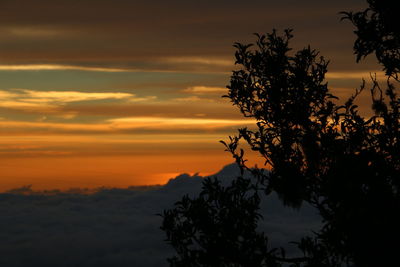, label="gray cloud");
[0,0,374,72]
[0,163,321,266]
